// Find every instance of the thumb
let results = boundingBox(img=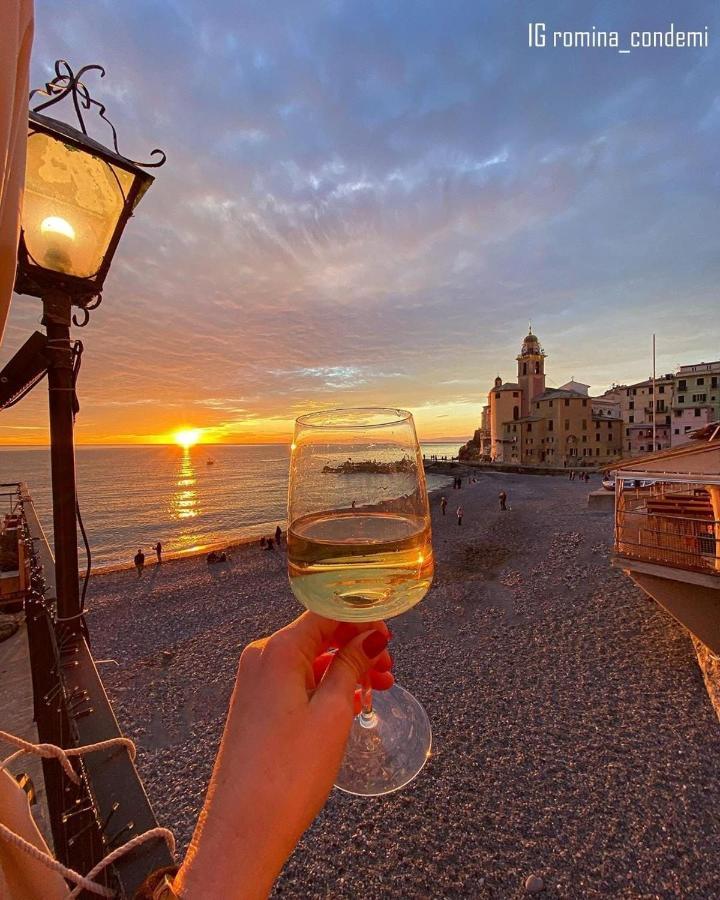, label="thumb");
[312,629,389,713]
